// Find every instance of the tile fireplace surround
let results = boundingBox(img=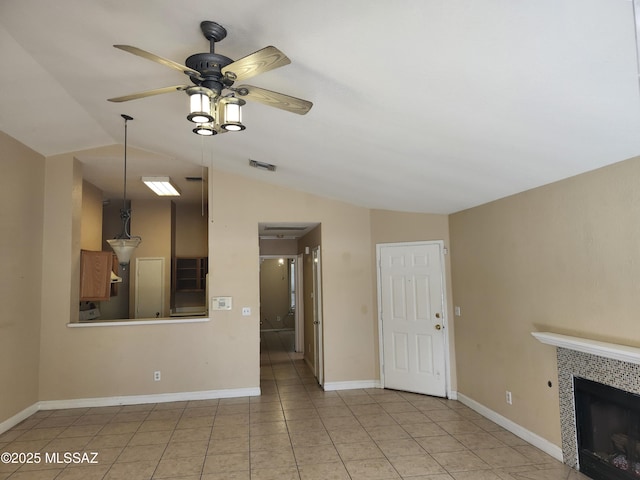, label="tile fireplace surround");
[532,332,640,469]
